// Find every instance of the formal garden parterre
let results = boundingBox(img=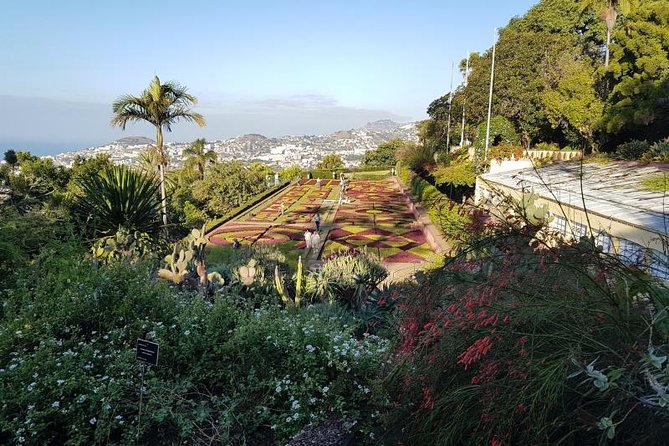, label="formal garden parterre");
[322,179,434,263]
[207,177,436,265]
